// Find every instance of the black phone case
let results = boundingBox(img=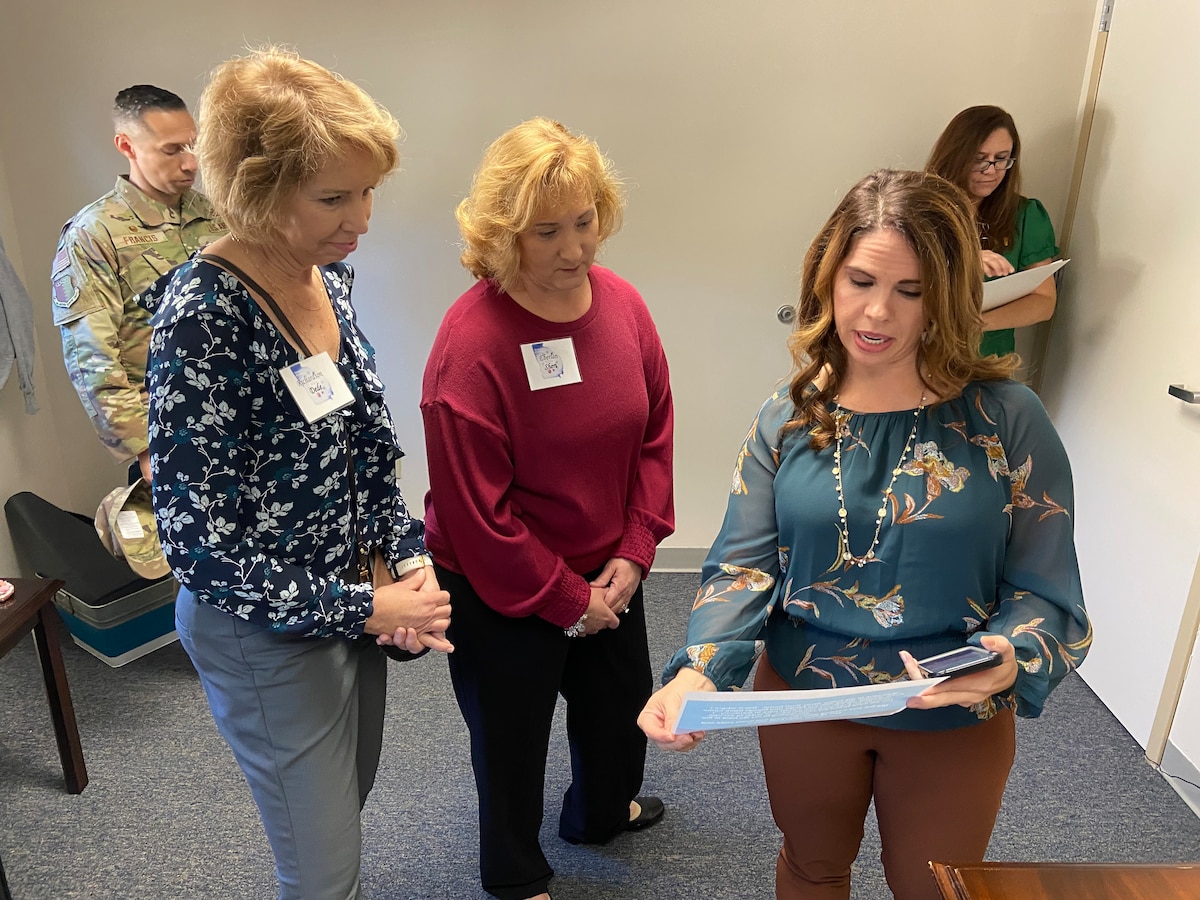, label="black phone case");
[917,649,1002,679]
